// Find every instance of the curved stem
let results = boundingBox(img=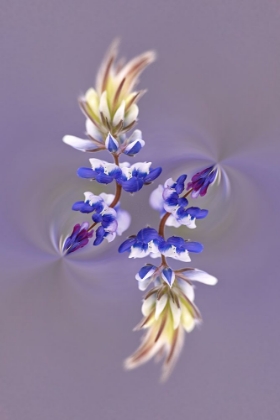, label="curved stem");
[158,212,171,238]
[158,187,194,265]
